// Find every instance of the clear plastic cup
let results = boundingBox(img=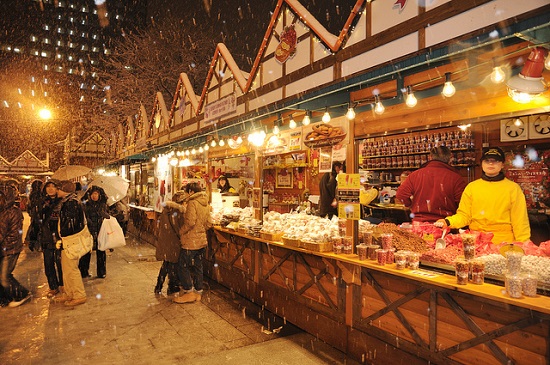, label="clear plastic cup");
[342,236,353,255]
[505,274,523,298]
[506,251,523,276]
[408,252,420,270]
[522,273,538,297]
[455,259,470,285]
[461,233,476,260]
[363,230,373,246]
[470,260,484,285]
[366,244,379,260]
[380,233,393,249]
[356,244,367,261]
[375,249,387,266]
[395,251,407,270]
